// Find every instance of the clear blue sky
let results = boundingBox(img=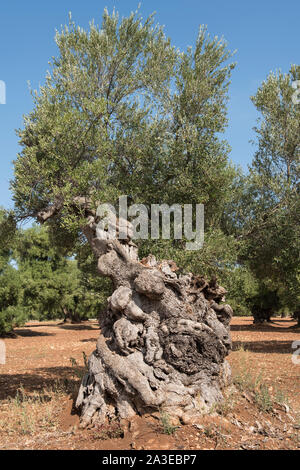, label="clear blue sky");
[0,0,299,210]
